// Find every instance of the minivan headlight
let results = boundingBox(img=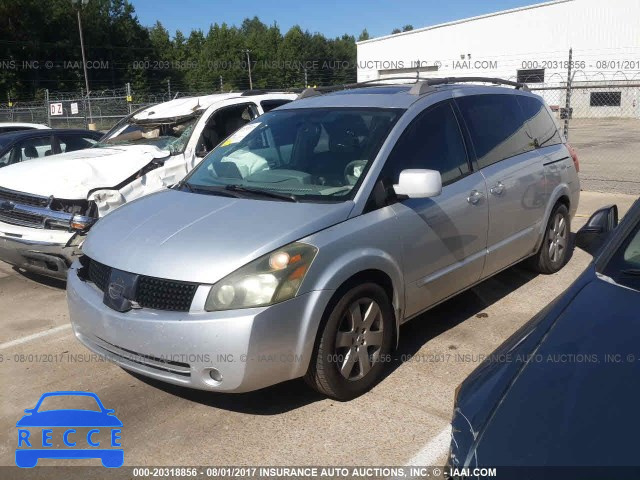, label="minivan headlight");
[204,242,318,311]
